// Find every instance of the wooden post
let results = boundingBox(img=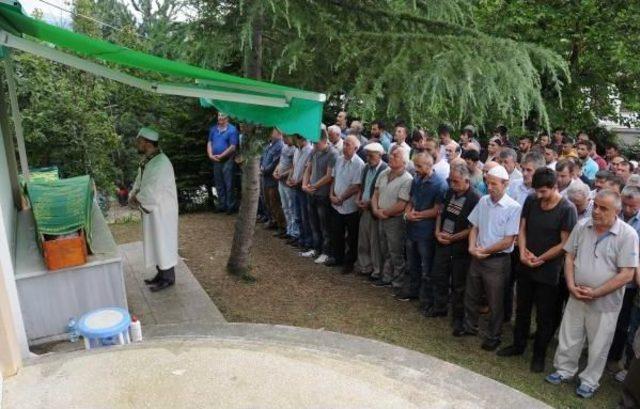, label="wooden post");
[3,52,29,180]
